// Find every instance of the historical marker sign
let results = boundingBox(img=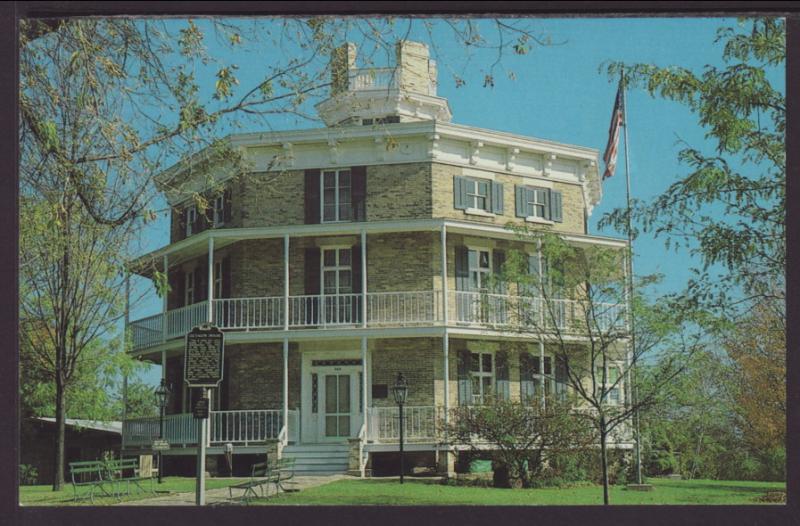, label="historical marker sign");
[152,439,170,451]
[184,324,224,388]
[193,397,210,419]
